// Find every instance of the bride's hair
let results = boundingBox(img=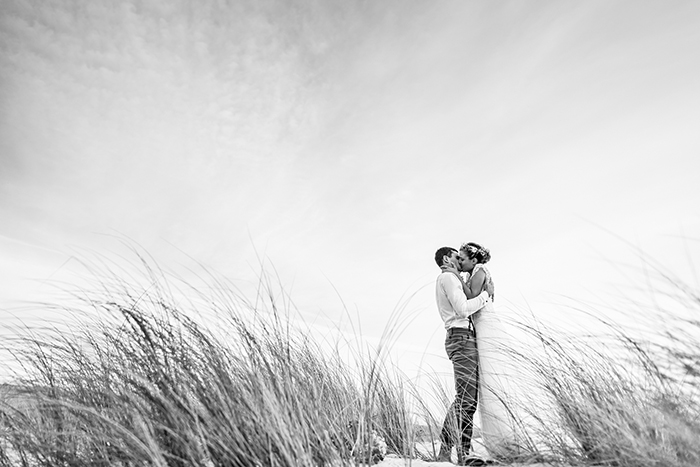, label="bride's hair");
[460,242,491,264]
